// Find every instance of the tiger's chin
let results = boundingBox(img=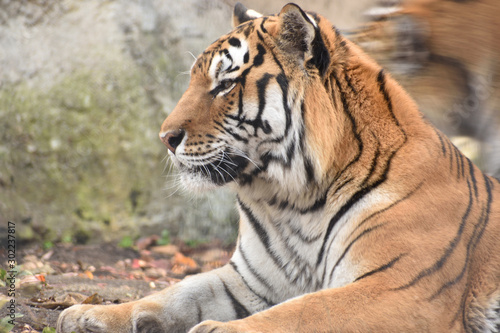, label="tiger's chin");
[178,171,224,194]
